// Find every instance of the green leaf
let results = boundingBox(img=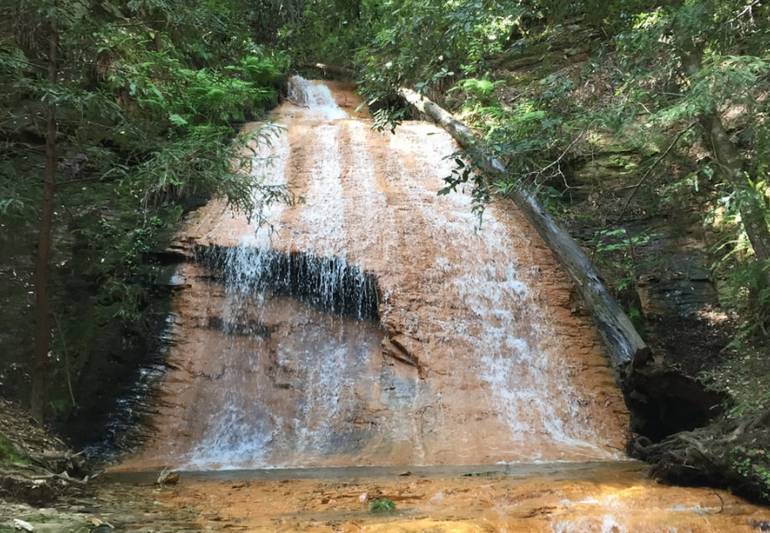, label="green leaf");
[169,113,188,127]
